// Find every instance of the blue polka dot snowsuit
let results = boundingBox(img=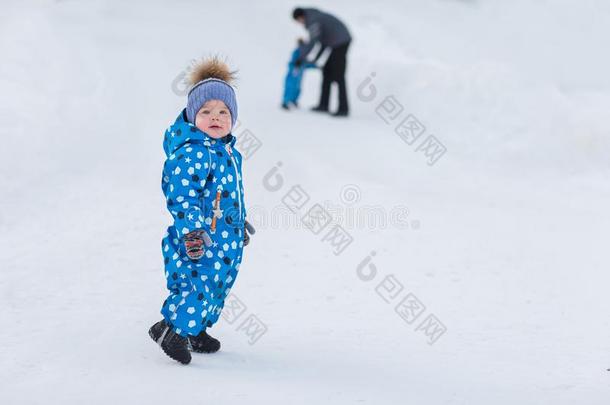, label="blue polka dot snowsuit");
[160,109,246,337]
